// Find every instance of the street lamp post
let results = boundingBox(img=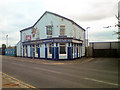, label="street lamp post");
[86,27,90,58]
[6,35,8,47]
